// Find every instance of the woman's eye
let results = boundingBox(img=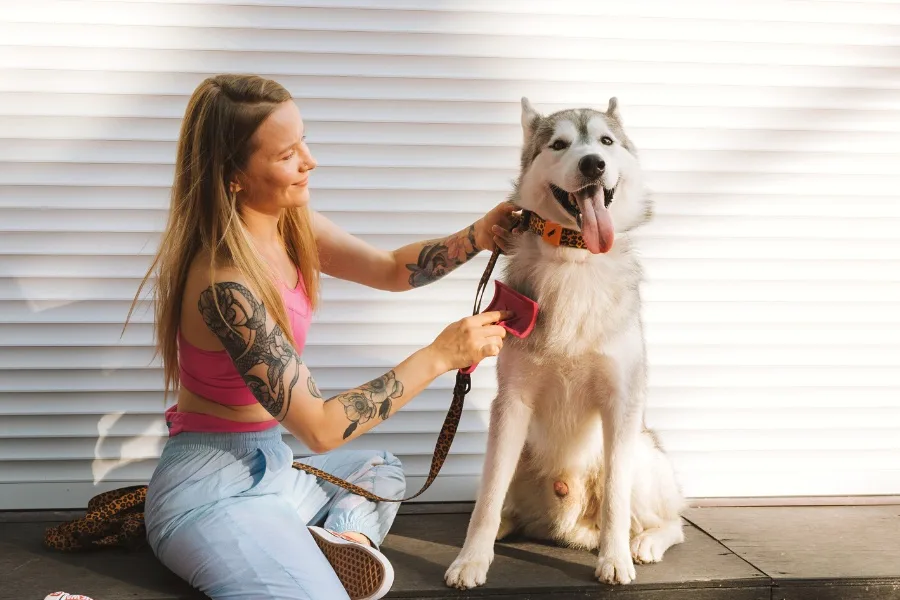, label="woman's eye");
[600,136,614,146]
[283,150,295,160]
[550,139,569,151]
